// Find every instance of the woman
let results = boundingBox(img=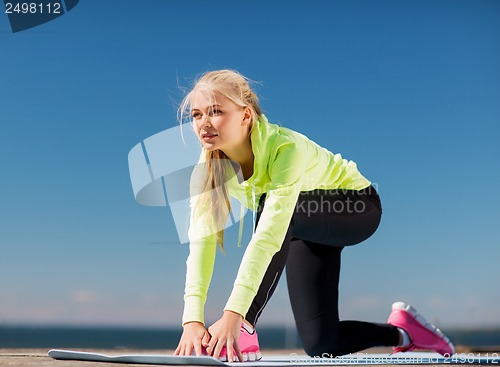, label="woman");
[173,70,454,362]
